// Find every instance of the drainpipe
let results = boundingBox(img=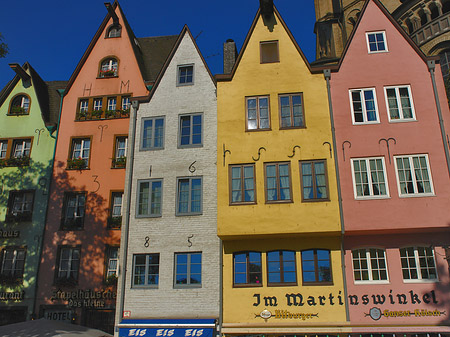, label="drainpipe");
[218,239,223,337]
[117,99,138,332]
[427,60,450,178]
[32,88,65,319]
[323,69,350,322]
